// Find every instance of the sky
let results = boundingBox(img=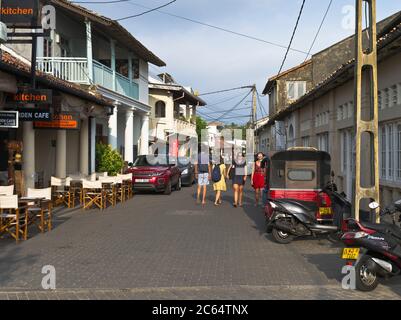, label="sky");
[77,0,401,124]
